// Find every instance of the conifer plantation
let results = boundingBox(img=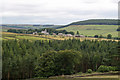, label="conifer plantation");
[2,39,119,79]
